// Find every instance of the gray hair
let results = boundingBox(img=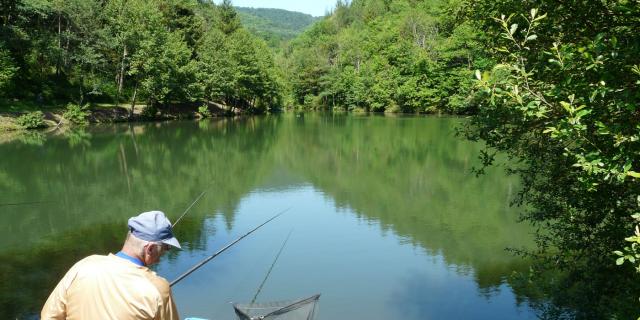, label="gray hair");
[125,231,161,256]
